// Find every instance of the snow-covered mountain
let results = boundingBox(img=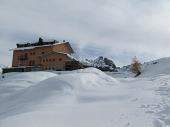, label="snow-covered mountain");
[85,56,116,71]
